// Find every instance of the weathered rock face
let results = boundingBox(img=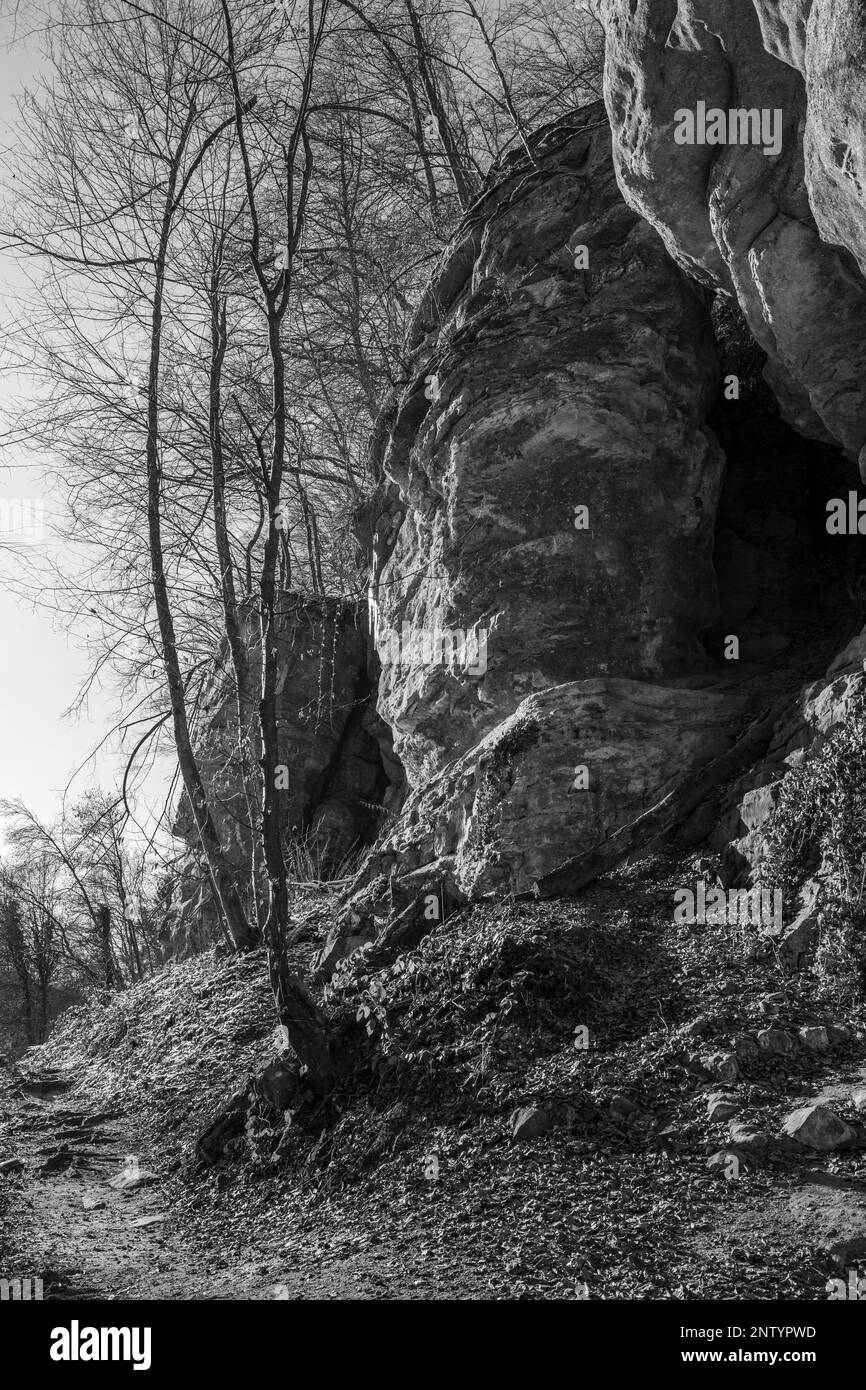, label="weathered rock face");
[317,91,866,977]
[355,679,752,900]
[749,0,866,279]
[371,103,726,787]
[600,0,866,465]
[169,596,398,951]
[319,107,779,973]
